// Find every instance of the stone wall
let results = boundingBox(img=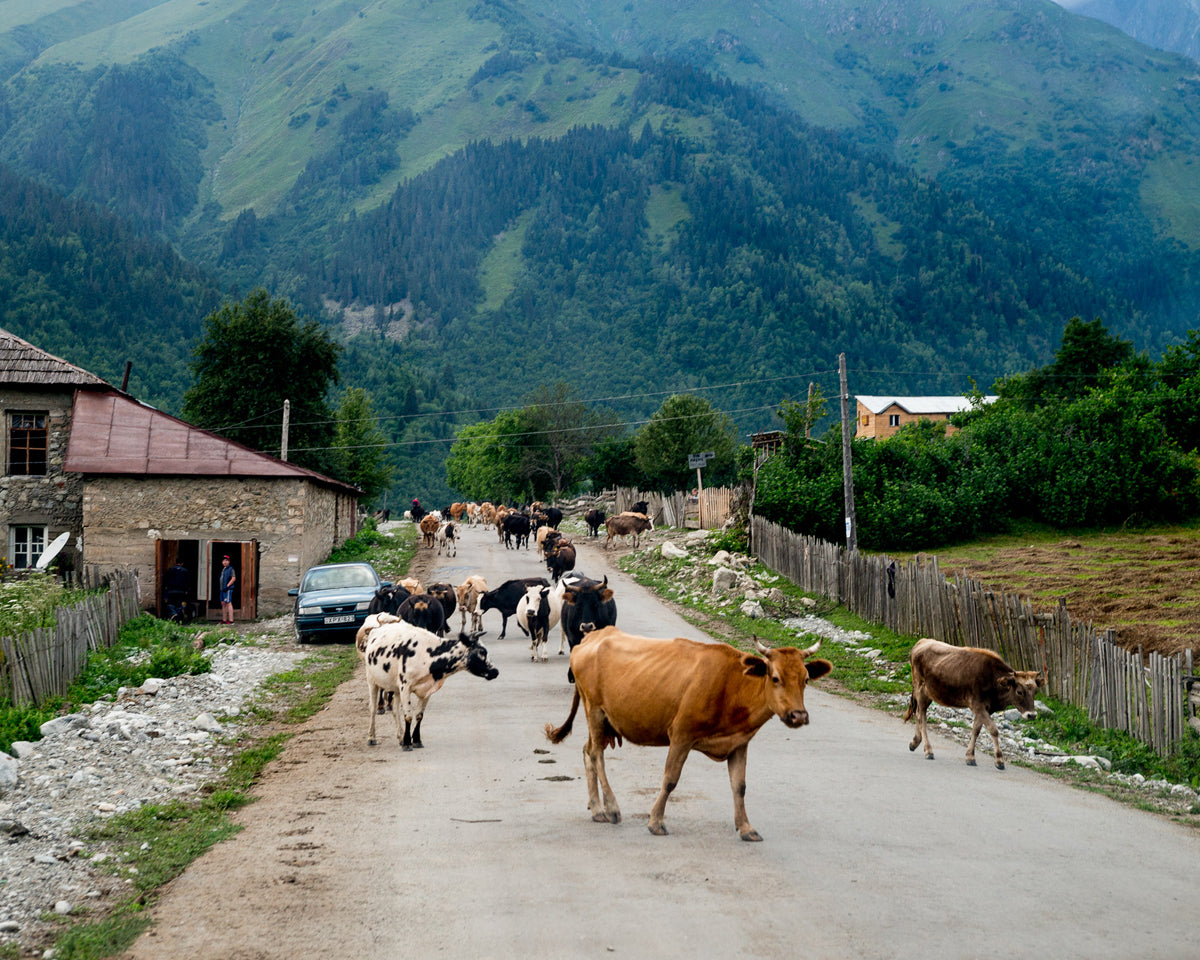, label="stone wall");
[0,387,83,569]
[81,476,354,616]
